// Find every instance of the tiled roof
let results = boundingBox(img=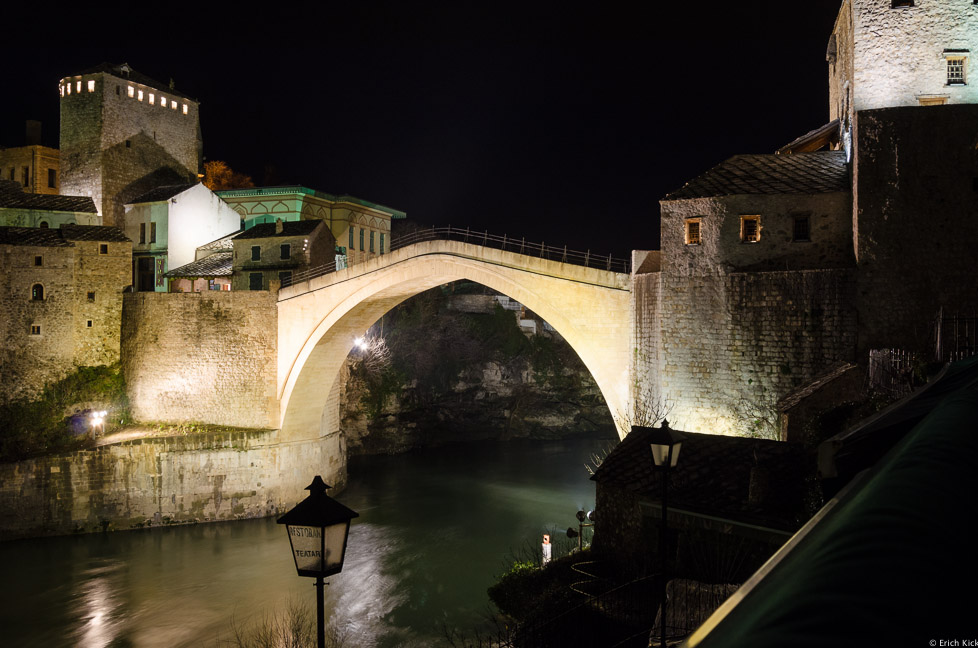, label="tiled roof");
[76,63,196,101]
[664,151,850,200]
[776,120,841,155]
[60,224,130,242]
[0,181,97,213]
[591,425,811,531]
[129,183,199,204]
[0,226,74,247]
[165,251,233,277]
[233,219,323,240]
[197,231,238,251]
